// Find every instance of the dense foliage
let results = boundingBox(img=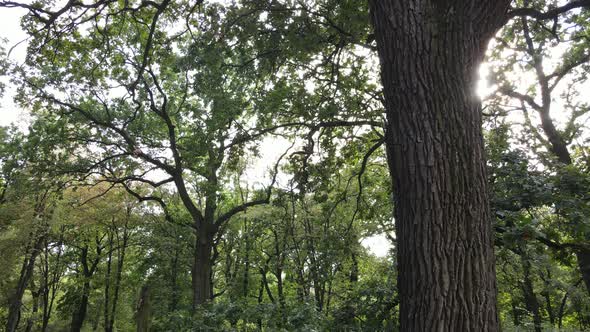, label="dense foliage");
[0,0,589,330]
